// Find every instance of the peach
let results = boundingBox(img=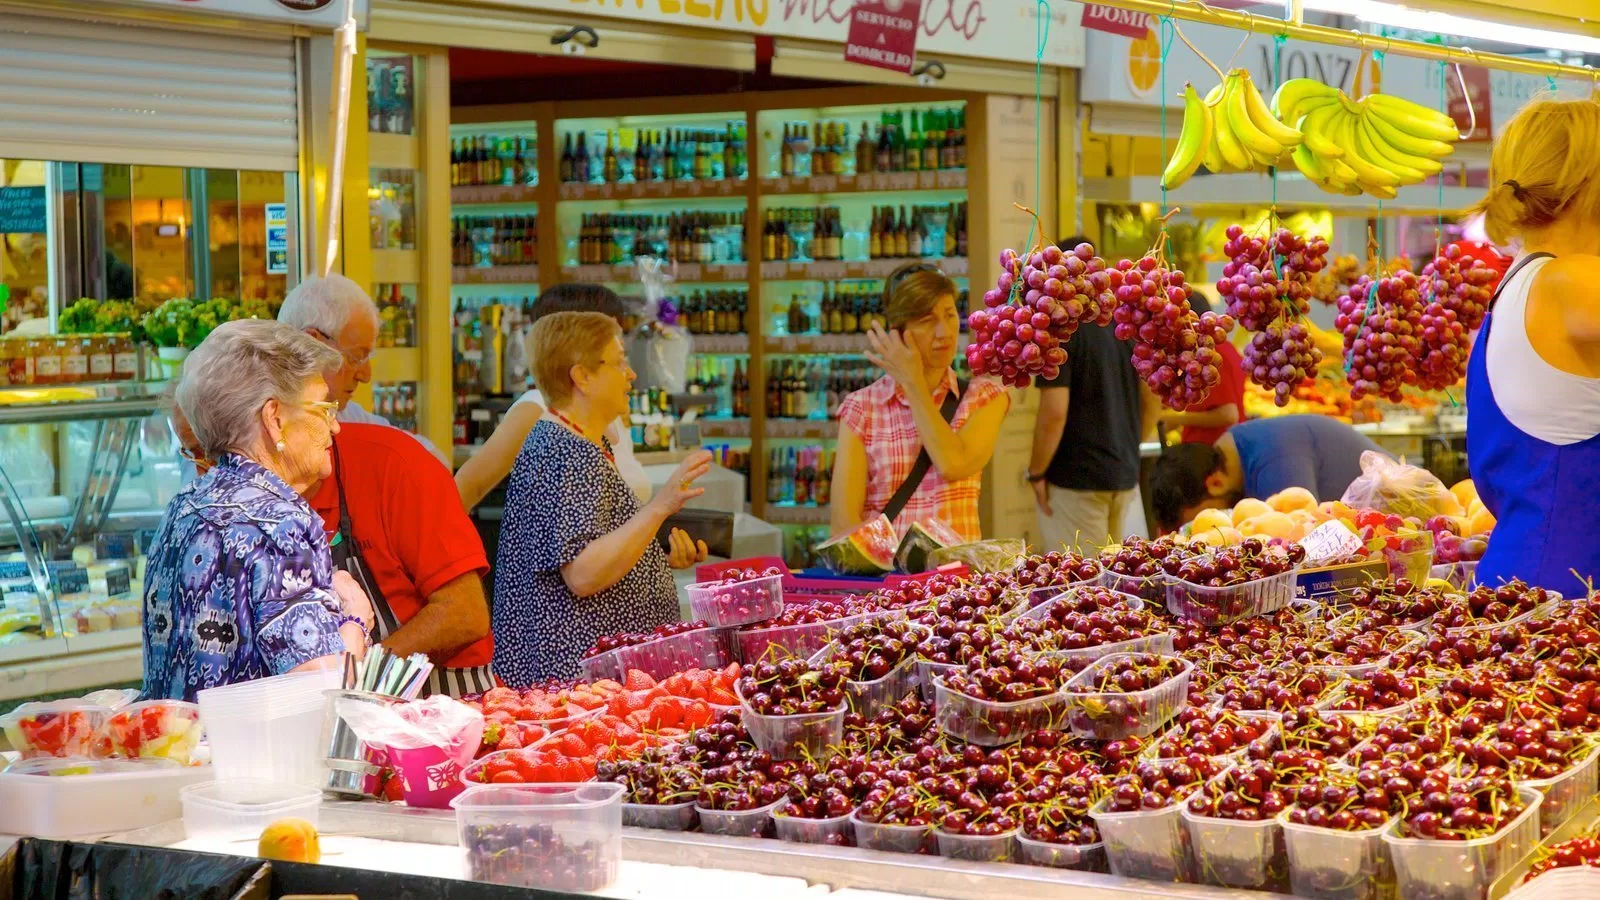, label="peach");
[1450,479,1479,508]
[1239,511,1295,539]
[1193,526,1243,547]
[1190,508,1234,535]
[1231,498,1272,525]
[1468,508,1496,536]
[258,818,321,864]
[1267,487,1317,514]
